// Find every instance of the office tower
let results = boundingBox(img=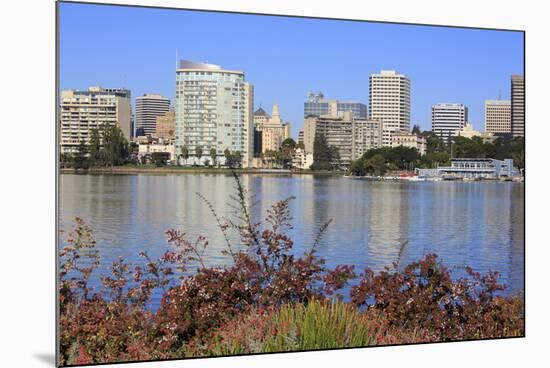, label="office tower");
[175,60,254,167]
[369,70,411,146]
[485,100,511,135]
[155,111,176,140]
[59,86,131,154]
[135,94,170,137]
[511,75,525,137]
[304,92,367,119]
[431,103,468,143]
